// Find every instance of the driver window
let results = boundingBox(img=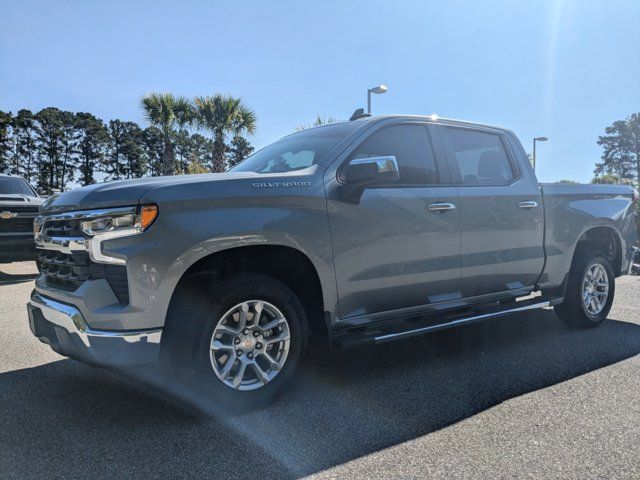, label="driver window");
[348,125,439,185]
